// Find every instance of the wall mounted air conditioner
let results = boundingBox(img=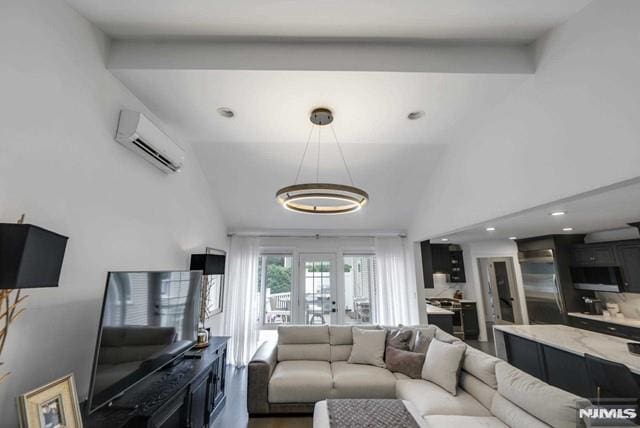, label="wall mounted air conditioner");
[115,110,185,173]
